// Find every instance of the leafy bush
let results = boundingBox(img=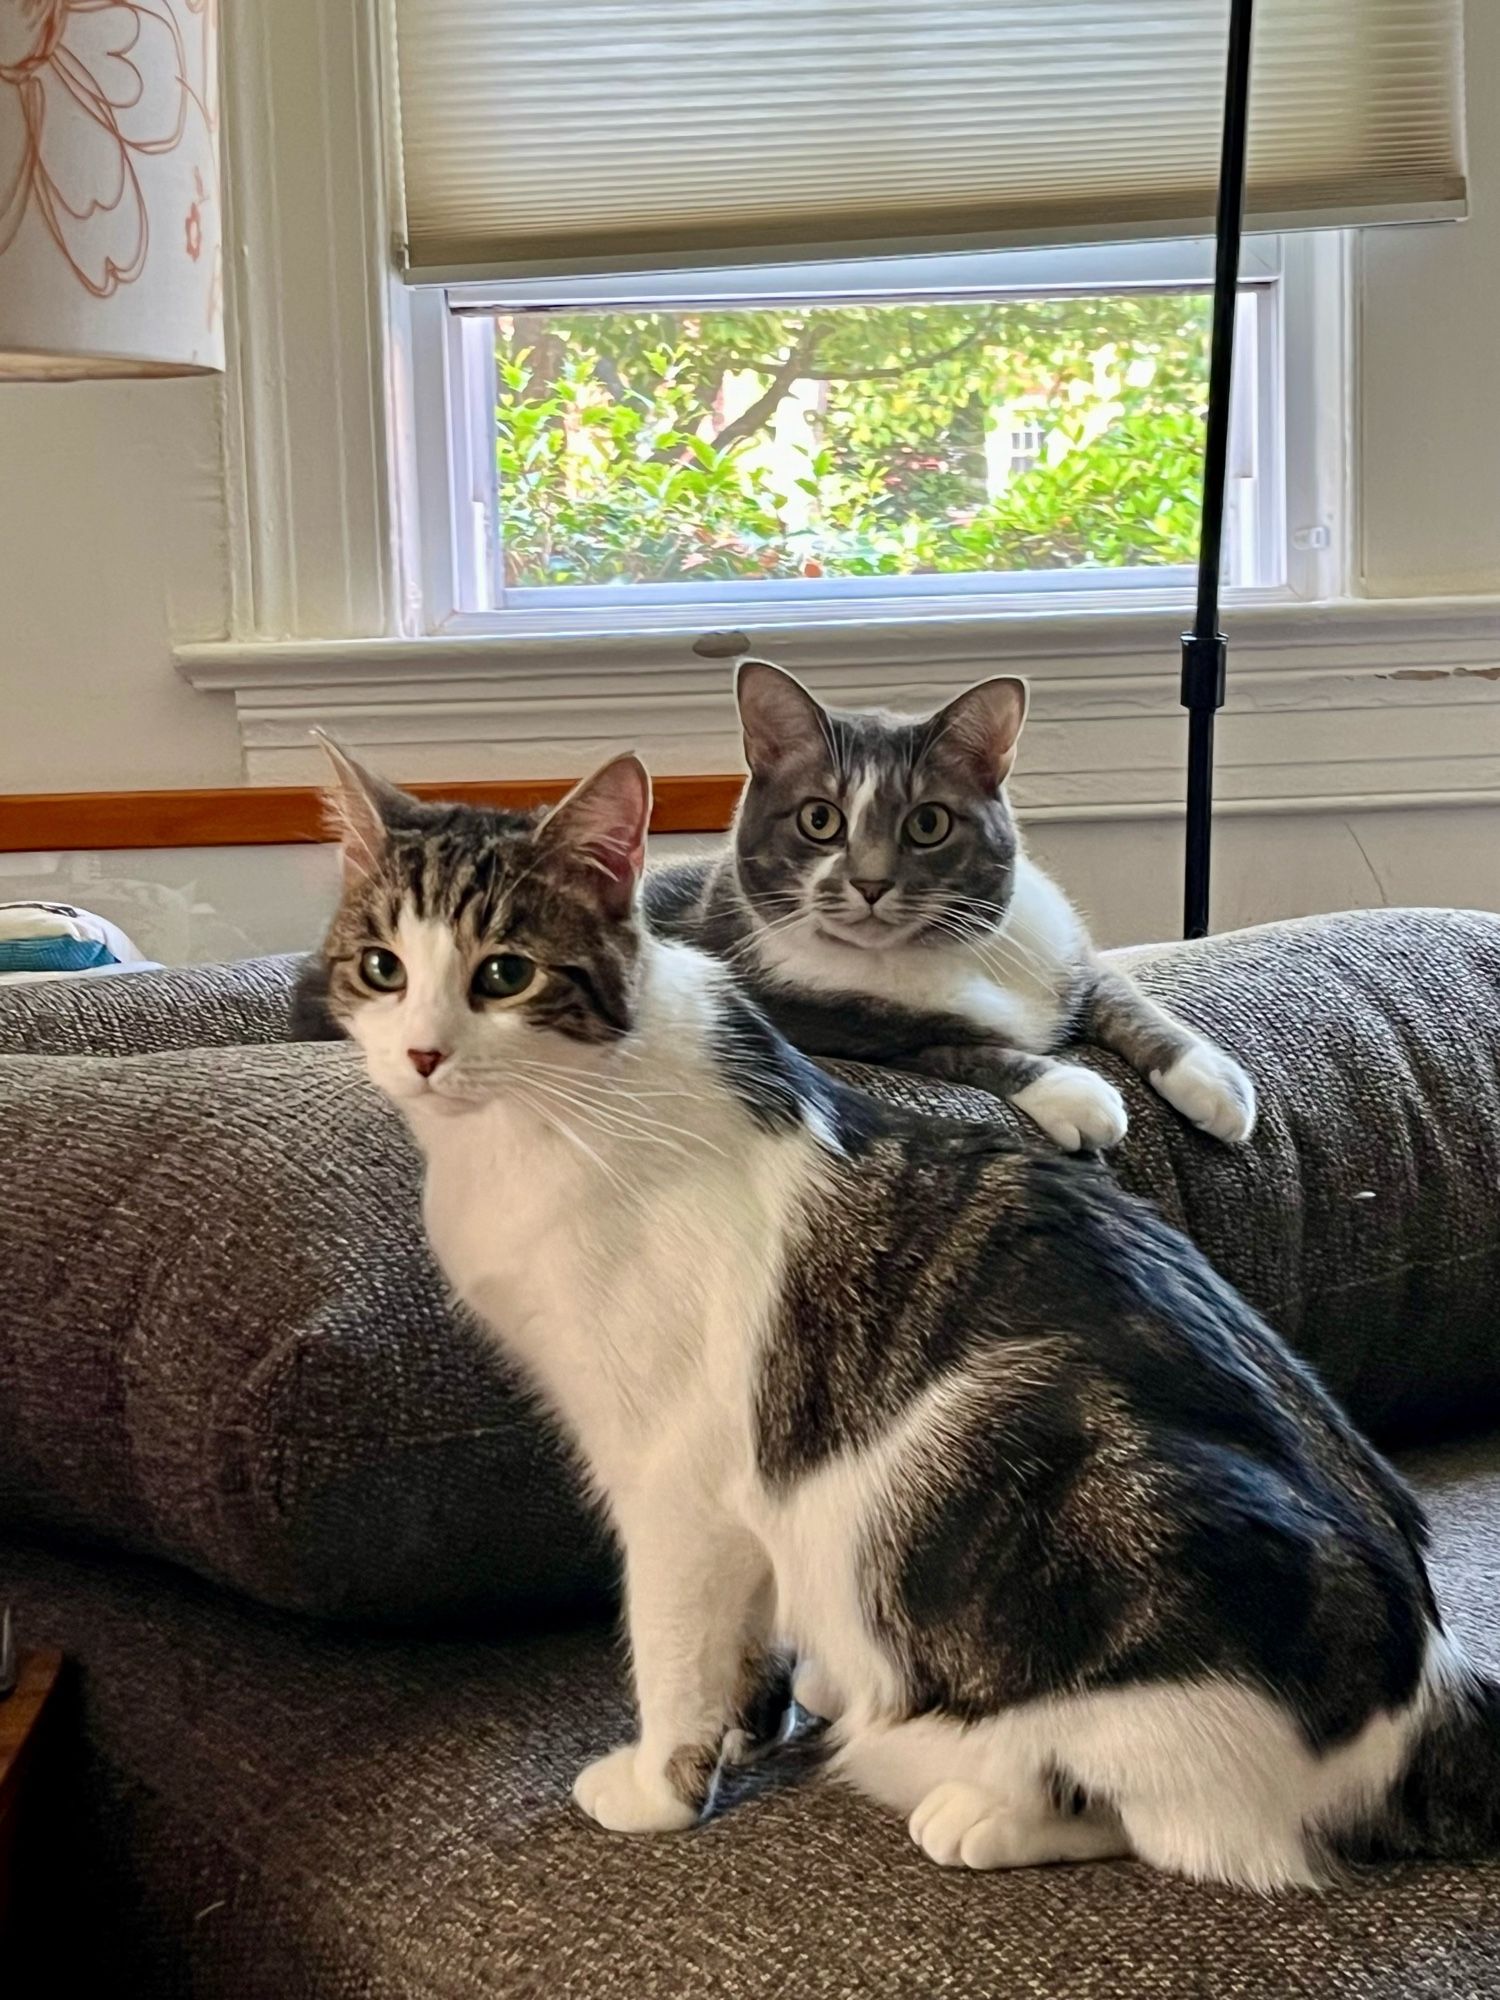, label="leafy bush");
[495,294,1210,587]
